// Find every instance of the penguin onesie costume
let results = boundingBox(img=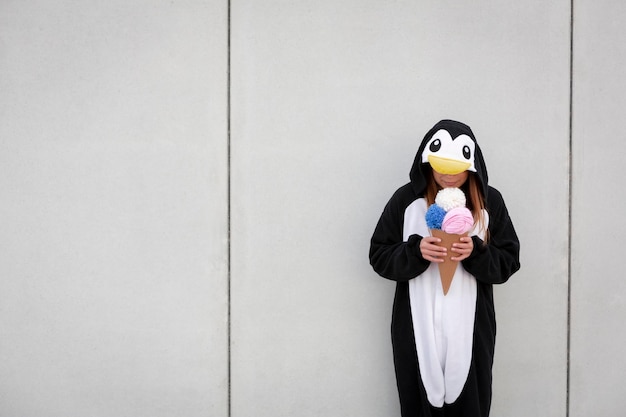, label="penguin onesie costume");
[369,120,520,417]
